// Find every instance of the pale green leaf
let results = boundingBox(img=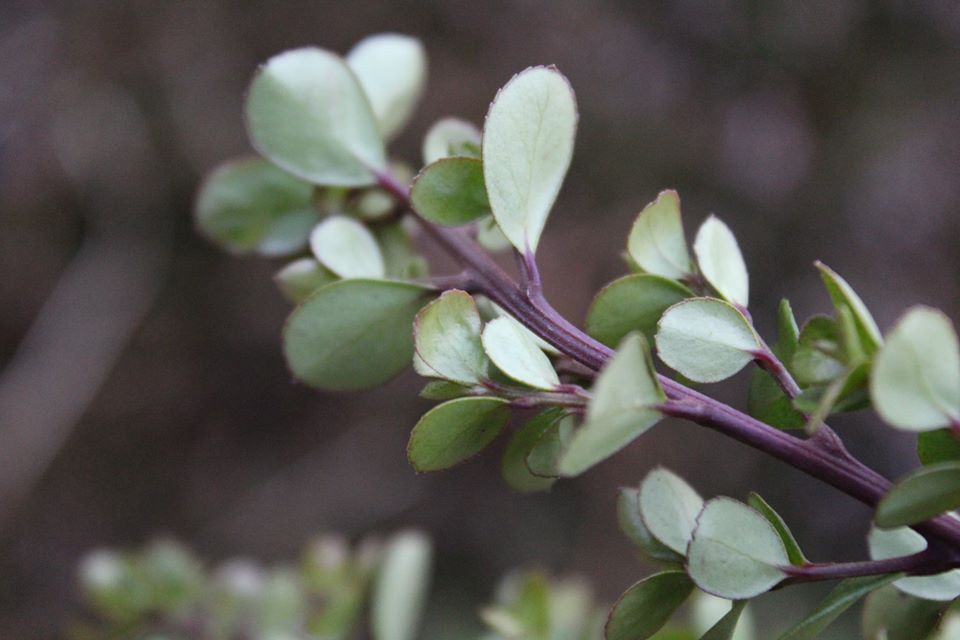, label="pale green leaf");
[482,317,559,390]
[422,117,481,164]
[375,222,428,280]
[489,302,560,355]
[283,279,432,391]
[861,584,946,640]
[407,397,510,471]
[627,190,692,279]
[525,413,575,478]
[476,215,512,252]
[586,274,693,347]
[617,487,684,564]
[347,33,426,141]
[482,66,577,253]
[195,156,317,256]
[655,298,762,383]
[871,306,960,432]
[691,592,755,640]
[245,48,386,186]
[746,493,806,566]
[604,571,694,640]
[868,526,960,601]
[875,462,960,528]
[639,467,704,555]
[815,262,882,353]
[411,157,490,226]
[693,215,749,307]
[558,334,665,476]
[371,530,432,640]
[310,215,385,279]
[273,258,337,303]
[778,574,899,640]
[413,290,488,385]
[687,498,789,599]
[418,380,472,401]
[502,409,563,493]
